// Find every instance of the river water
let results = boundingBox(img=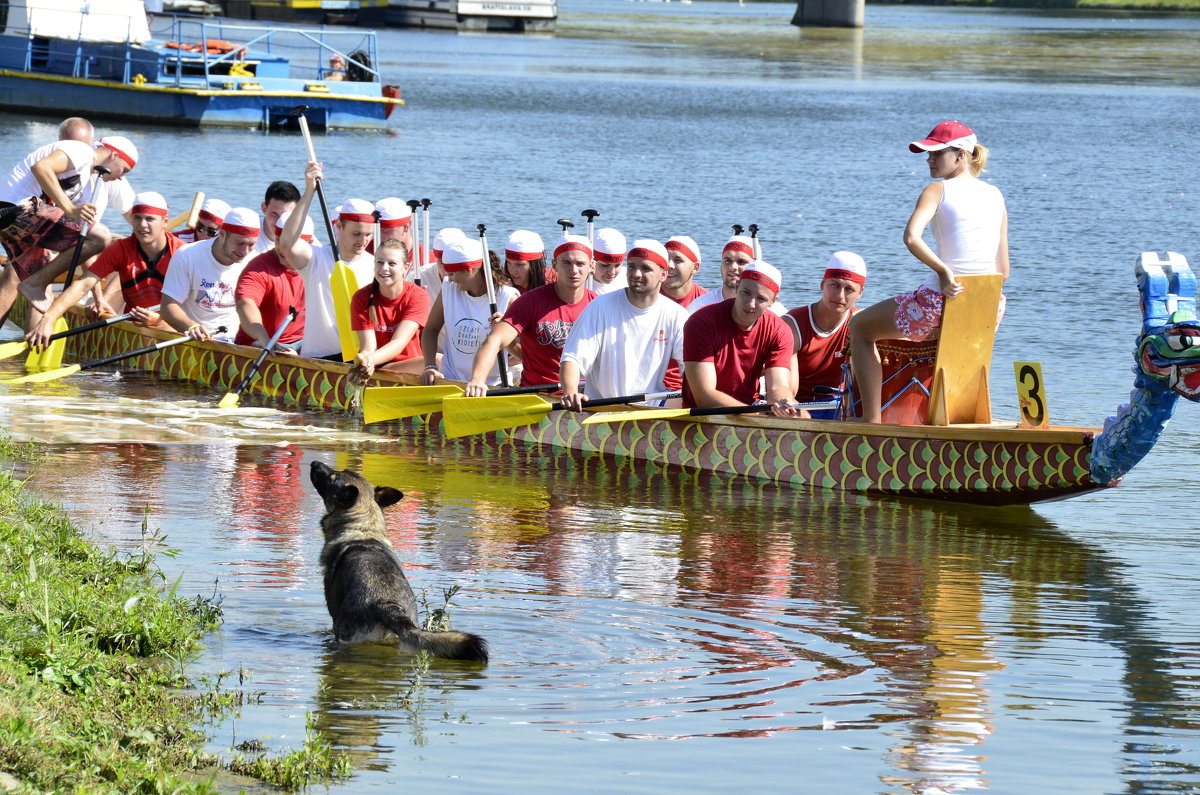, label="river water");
[2,1,1200,791]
